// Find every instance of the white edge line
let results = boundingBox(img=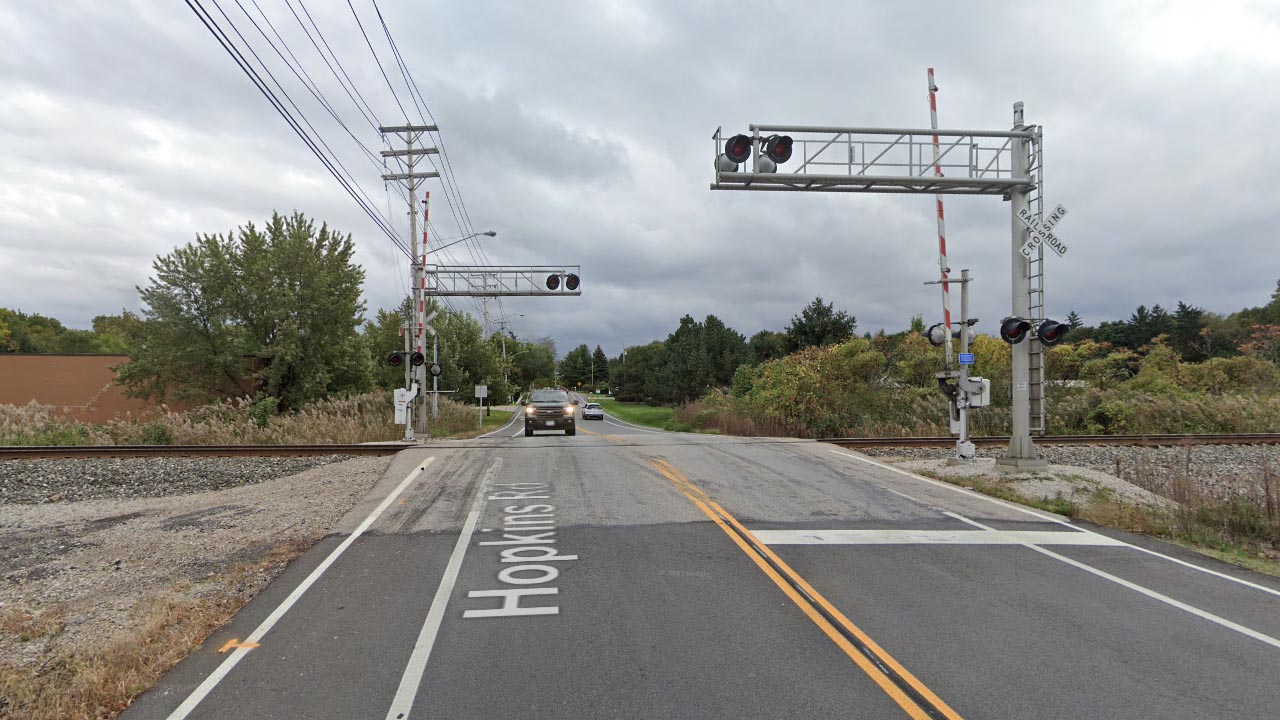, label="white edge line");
[384,458,499,719]
[1030,543,1280,650]
[476,410,521,439]
[829,448,1280,599]
[951,512,1280,650]
[166,456,438,720]
[603,414,664,434]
